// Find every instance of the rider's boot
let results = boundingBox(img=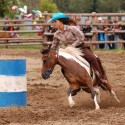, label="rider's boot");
[95,69,113,92]
[91,60,108,90]
[95,70,108,84]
